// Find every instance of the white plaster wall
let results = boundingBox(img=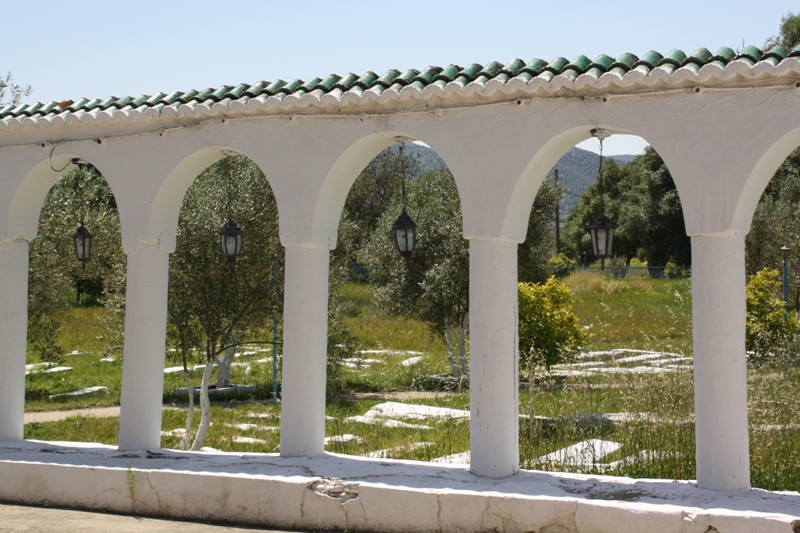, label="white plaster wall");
[1,71,800,498]
[0,444,796,532]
